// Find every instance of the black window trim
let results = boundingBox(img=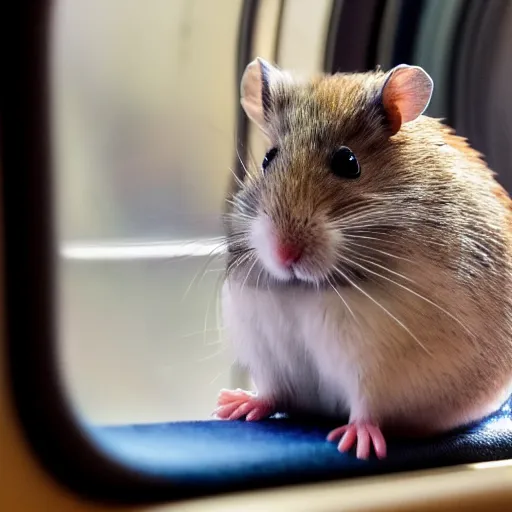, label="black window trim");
[1,1,266,504]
